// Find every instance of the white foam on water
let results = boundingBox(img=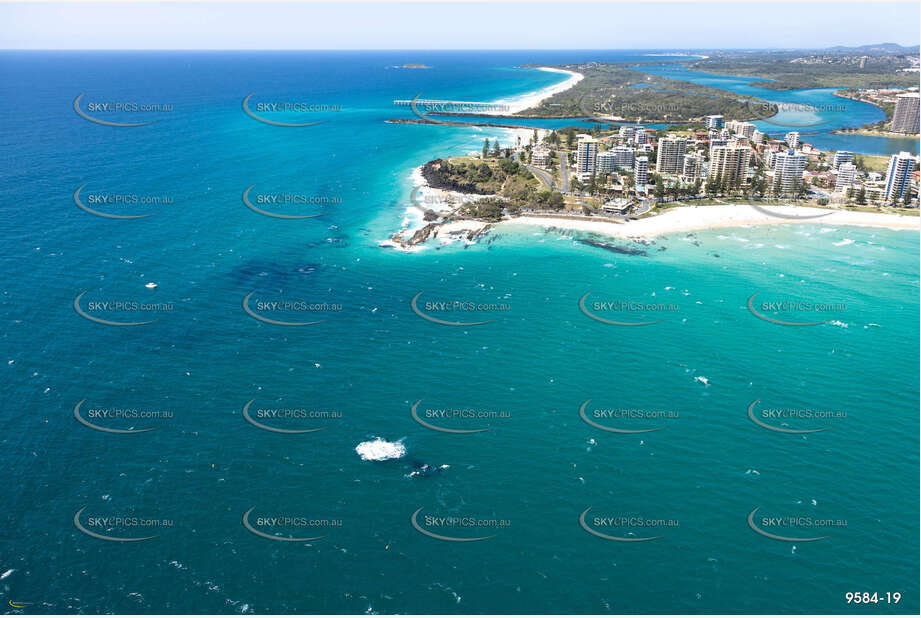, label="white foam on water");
[833,238,855,247]
[355,438,406,461]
